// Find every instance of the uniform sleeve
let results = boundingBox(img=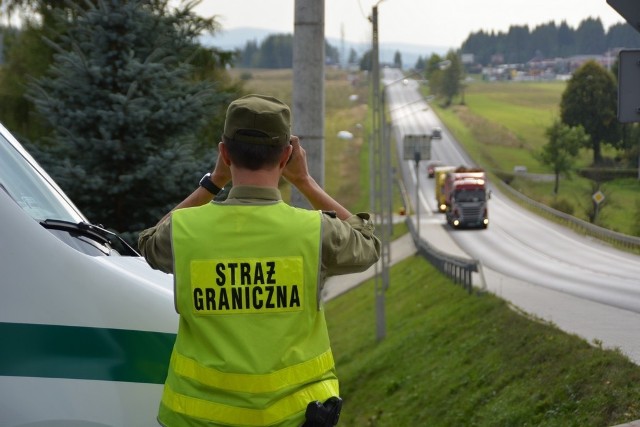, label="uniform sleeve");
[321,212,381,277]
[138,218,174,274]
